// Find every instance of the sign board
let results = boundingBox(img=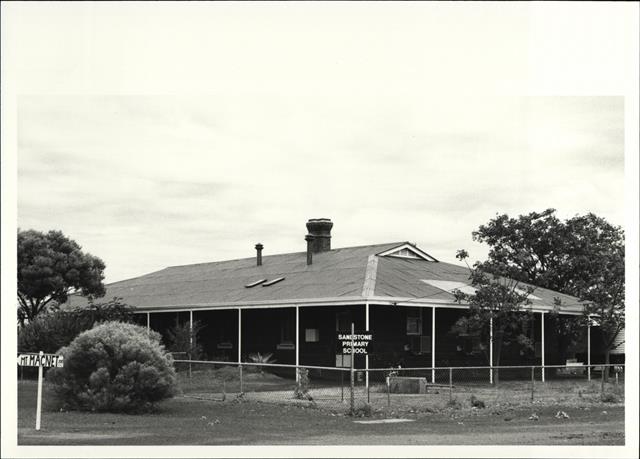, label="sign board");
[337,331,373,355]
[17,353,64,368]
[17,351,64,431]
